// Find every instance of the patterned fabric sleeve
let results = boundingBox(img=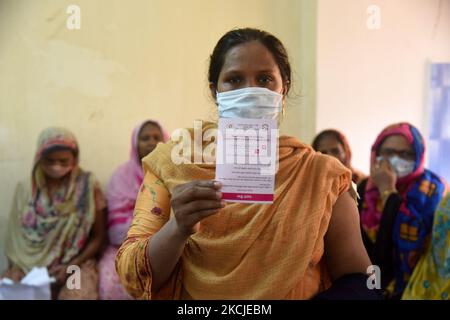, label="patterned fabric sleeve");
[402,194,450,300]
[115,169,173,299]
